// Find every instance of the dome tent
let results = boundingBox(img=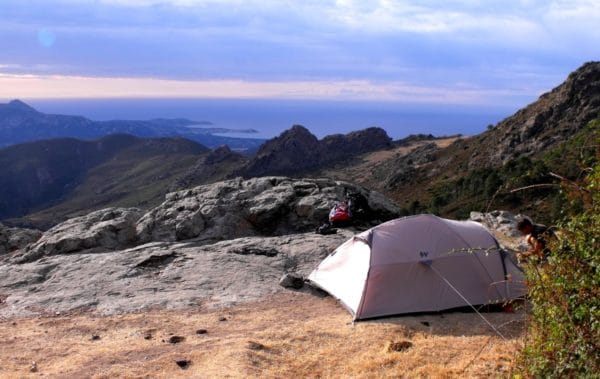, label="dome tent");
[307,214,527,320]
